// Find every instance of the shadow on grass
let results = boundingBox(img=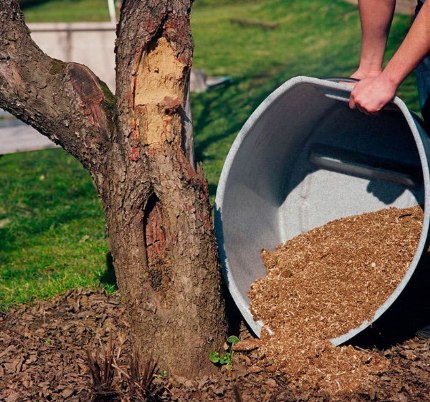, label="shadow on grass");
[193,65,291,200]
[193,82,244,164]
[20,0,61,9]
[208,183,217,198]
[98,252,118,291]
